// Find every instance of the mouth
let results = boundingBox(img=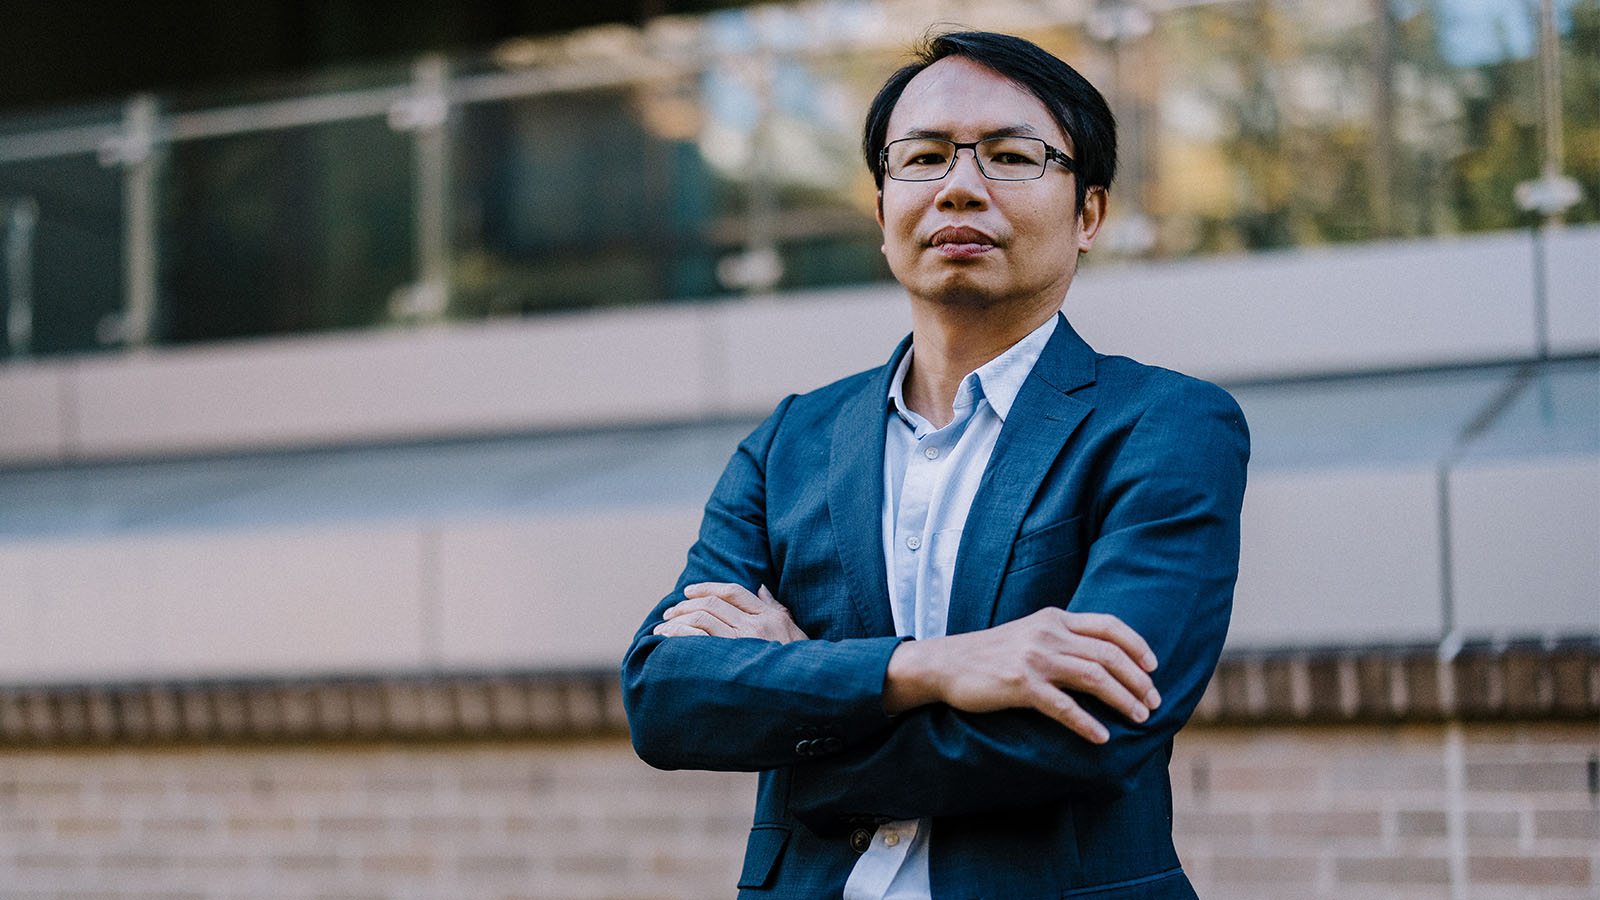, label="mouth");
[929,226,998,260]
